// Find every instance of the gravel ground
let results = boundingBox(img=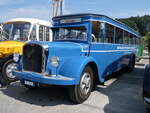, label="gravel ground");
[0,58,148,113]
